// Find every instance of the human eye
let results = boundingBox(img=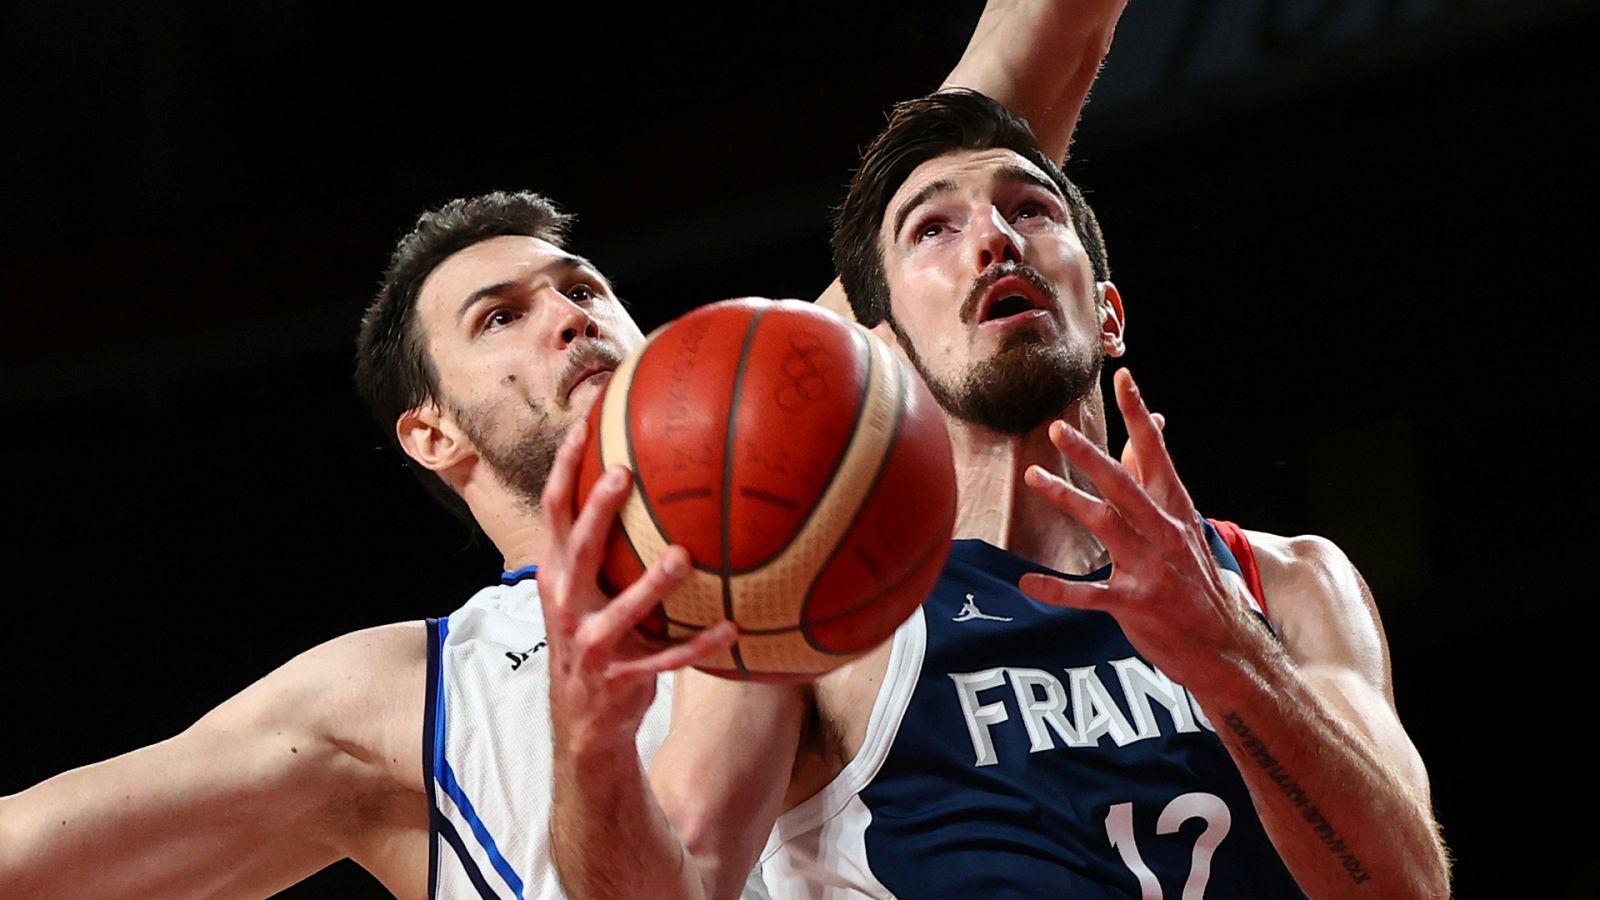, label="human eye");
[1017,191,1069,220]
[912,219,949,244]
[483,307,521,332]
[1013,194,1067,228]
[566,283,596,303]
